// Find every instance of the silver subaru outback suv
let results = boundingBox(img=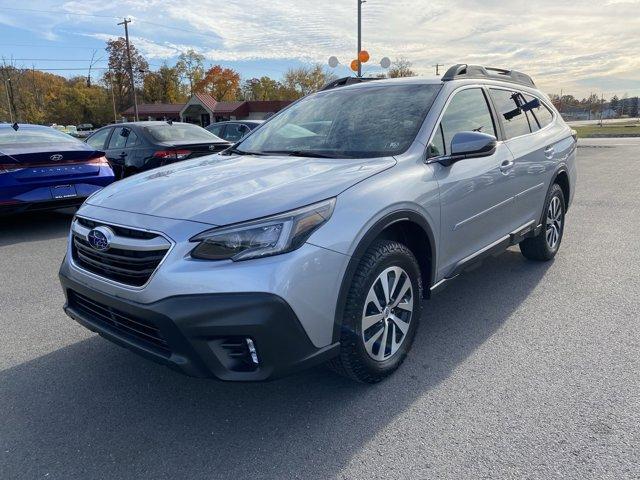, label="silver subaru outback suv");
[59,64,577,383]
